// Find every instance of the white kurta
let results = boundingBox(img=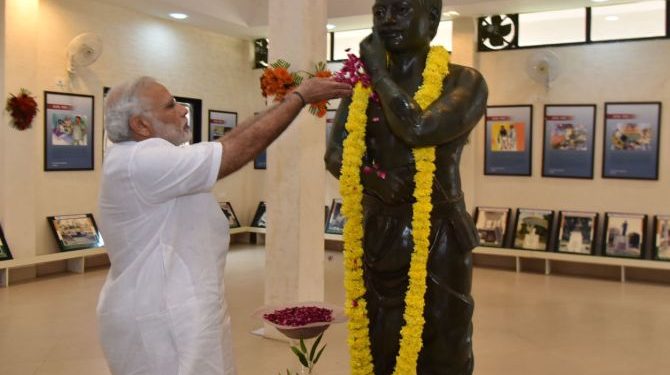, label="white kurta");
[97,138,235,375]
